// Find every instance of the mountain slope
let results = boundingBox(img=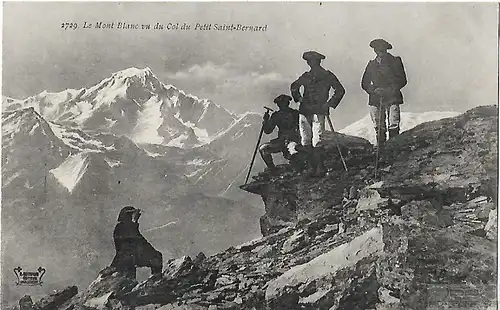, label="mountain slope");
[194,112,266,197]
[18,105,497,310]
[2,108,74,201]
[139,111,267,201]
